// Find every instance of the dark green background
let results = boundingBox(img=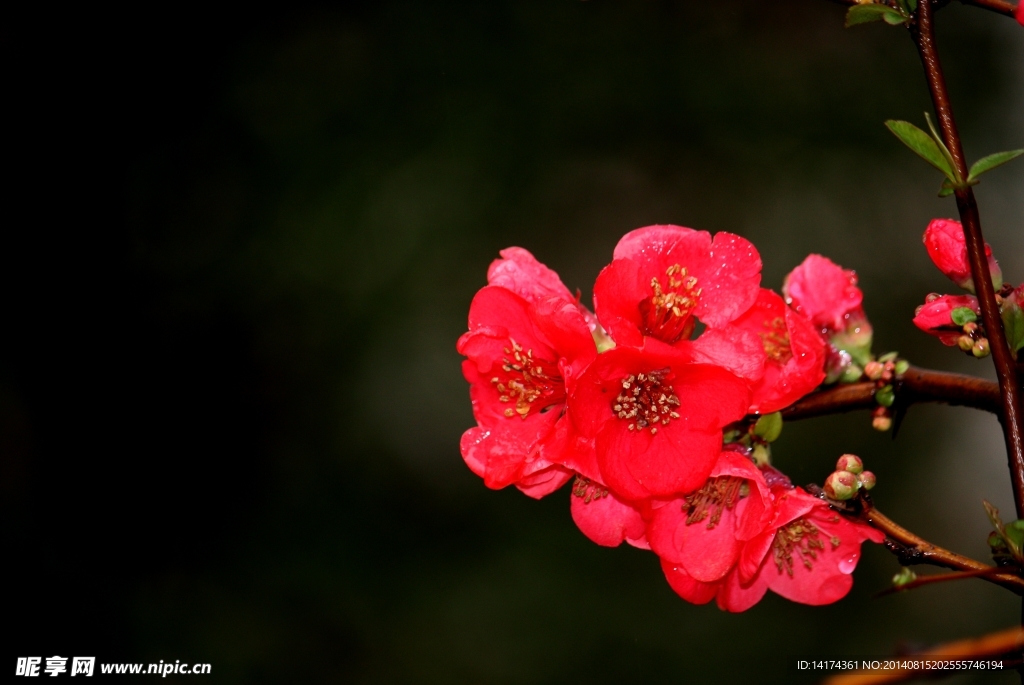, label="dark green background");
[4,1,1022,682]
